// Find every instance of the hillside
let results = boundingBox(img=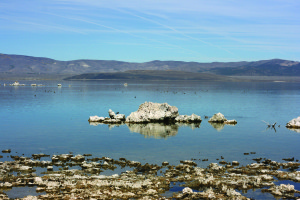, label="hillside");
[0,53,299,77]
[64,70,238,81]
